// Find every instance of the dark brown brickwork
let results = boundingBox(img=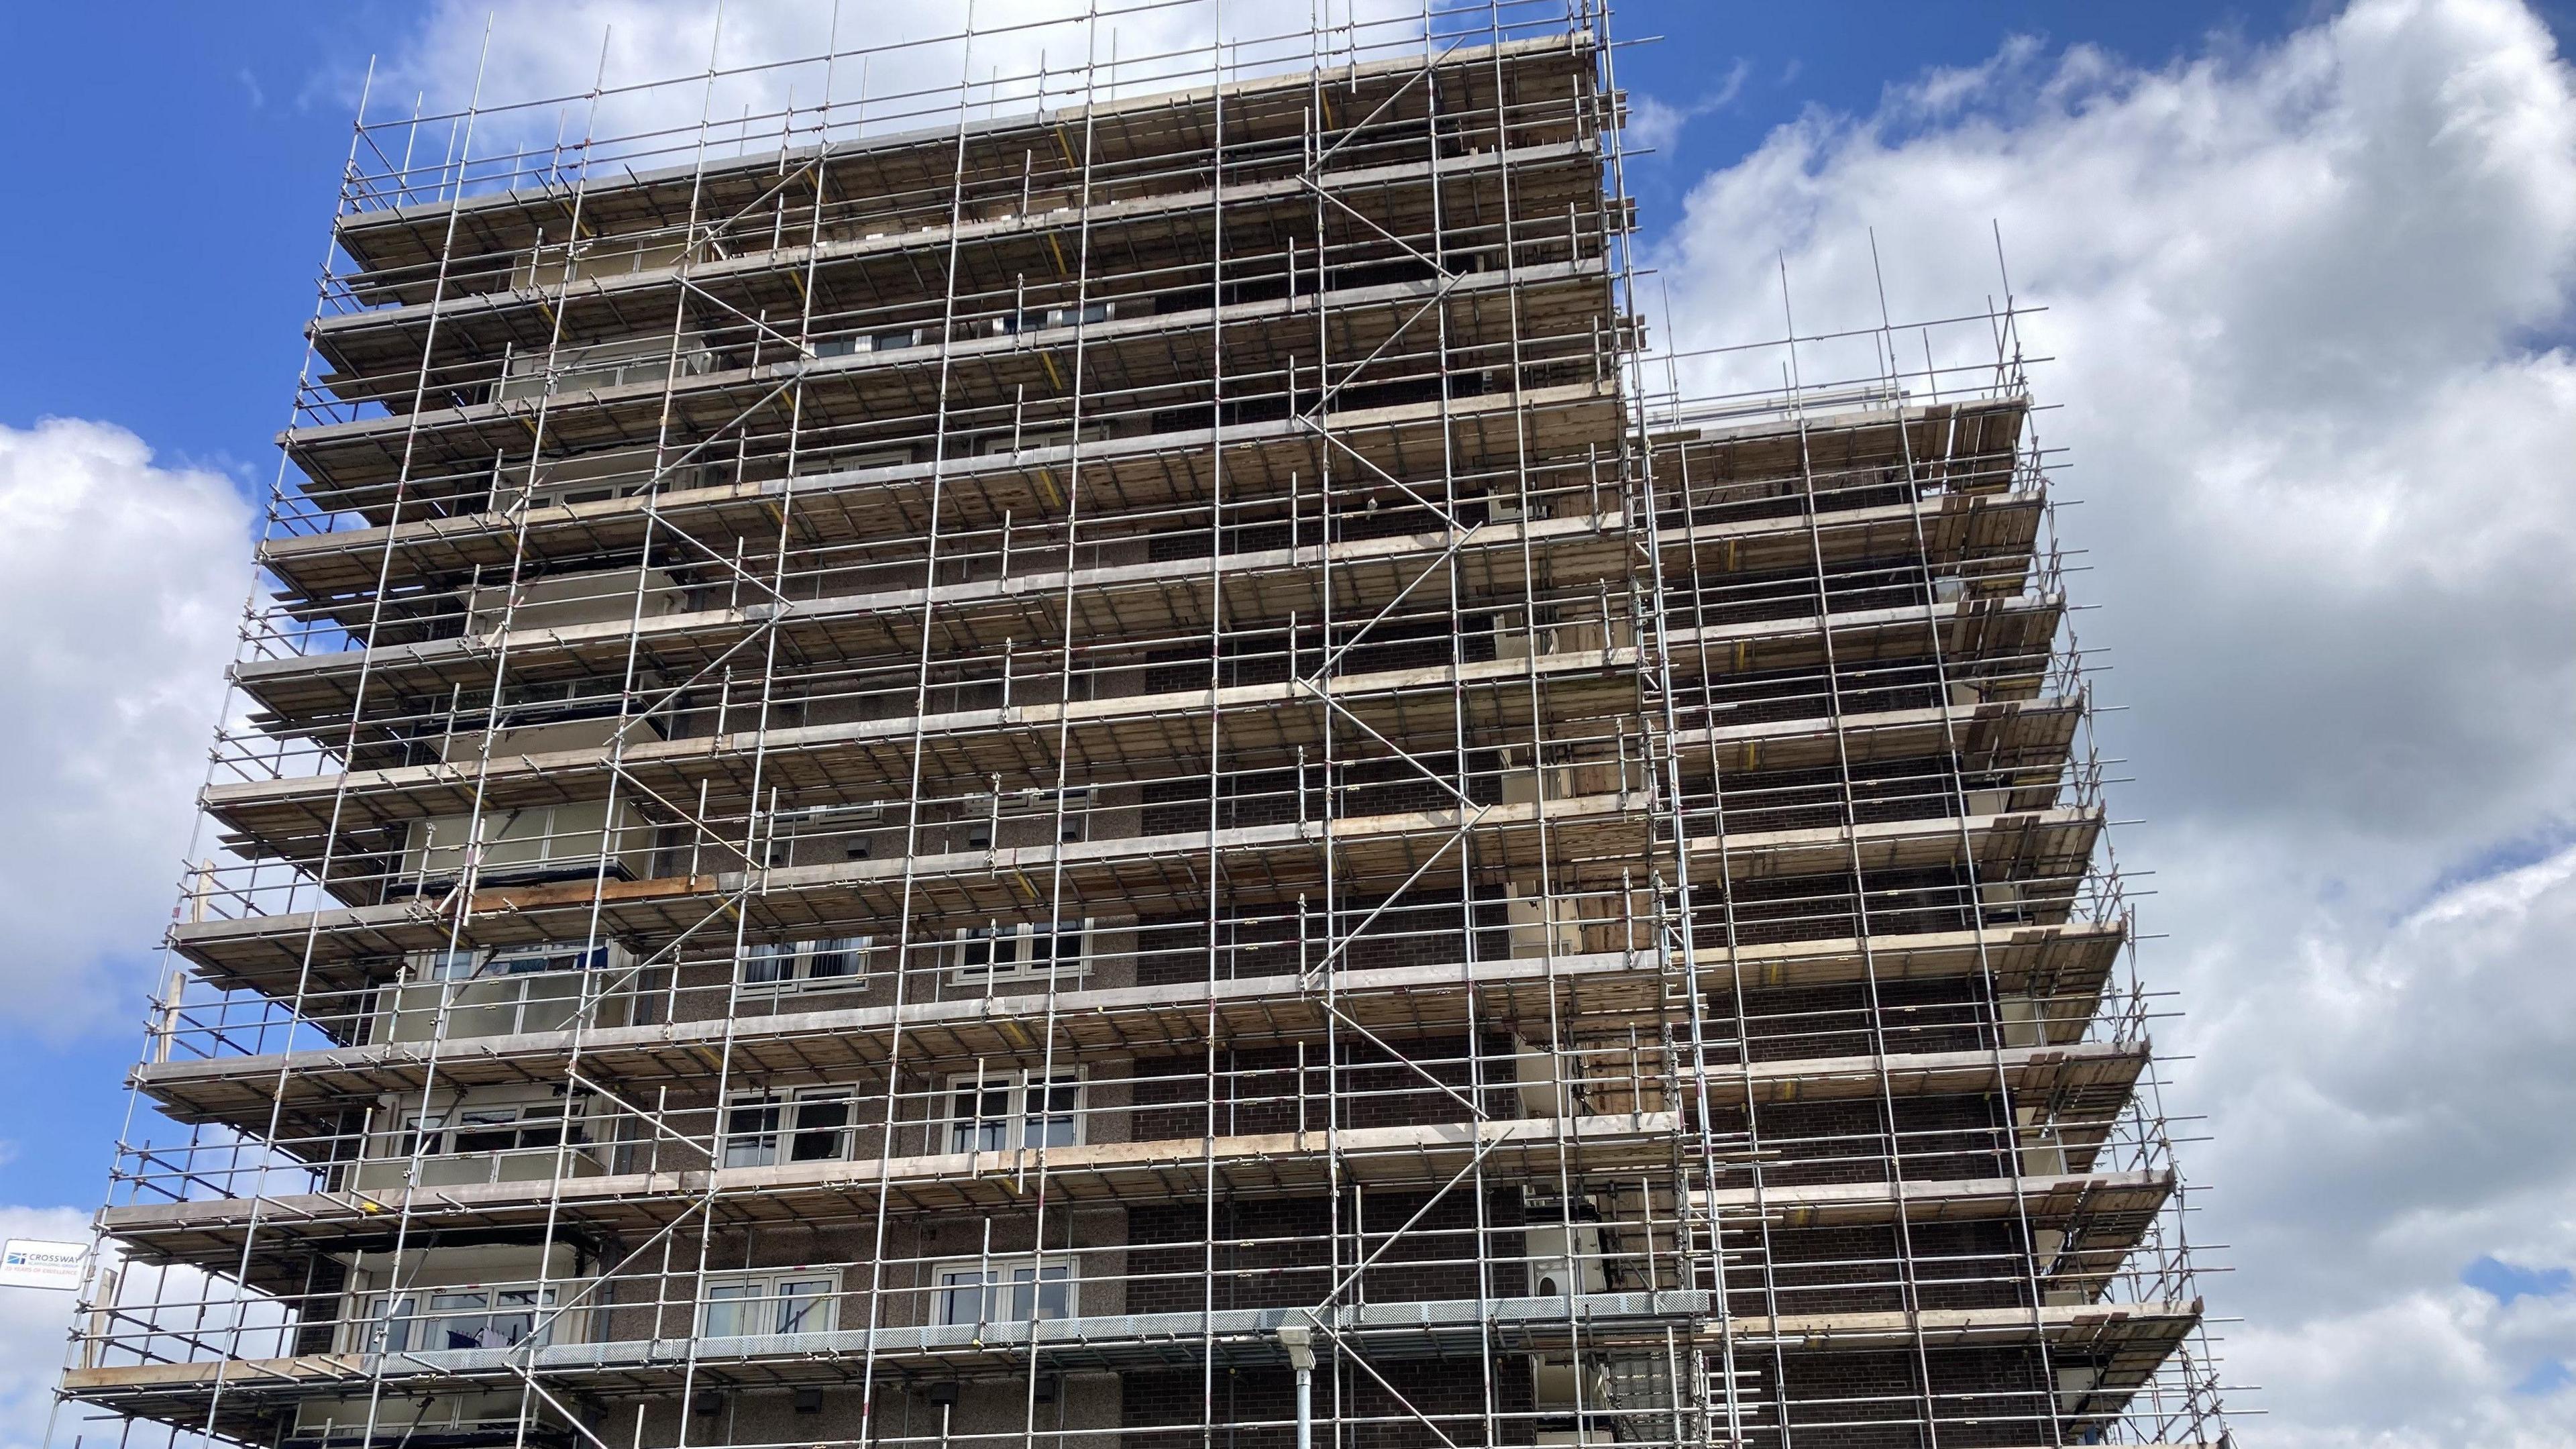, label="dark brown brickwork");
[1760,1346,2060,1449]
[1124,1359,1536,1449]
[1127,1033,1519,1142]
[1709,1095,2015,1187]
